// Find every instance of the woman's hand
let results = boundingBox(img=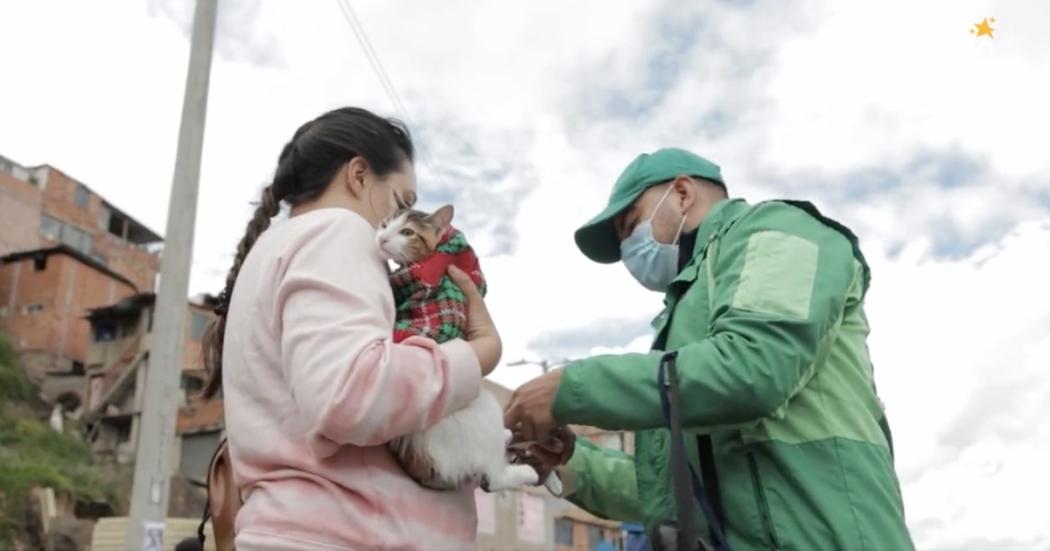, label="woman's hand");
[447,265,502,376]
